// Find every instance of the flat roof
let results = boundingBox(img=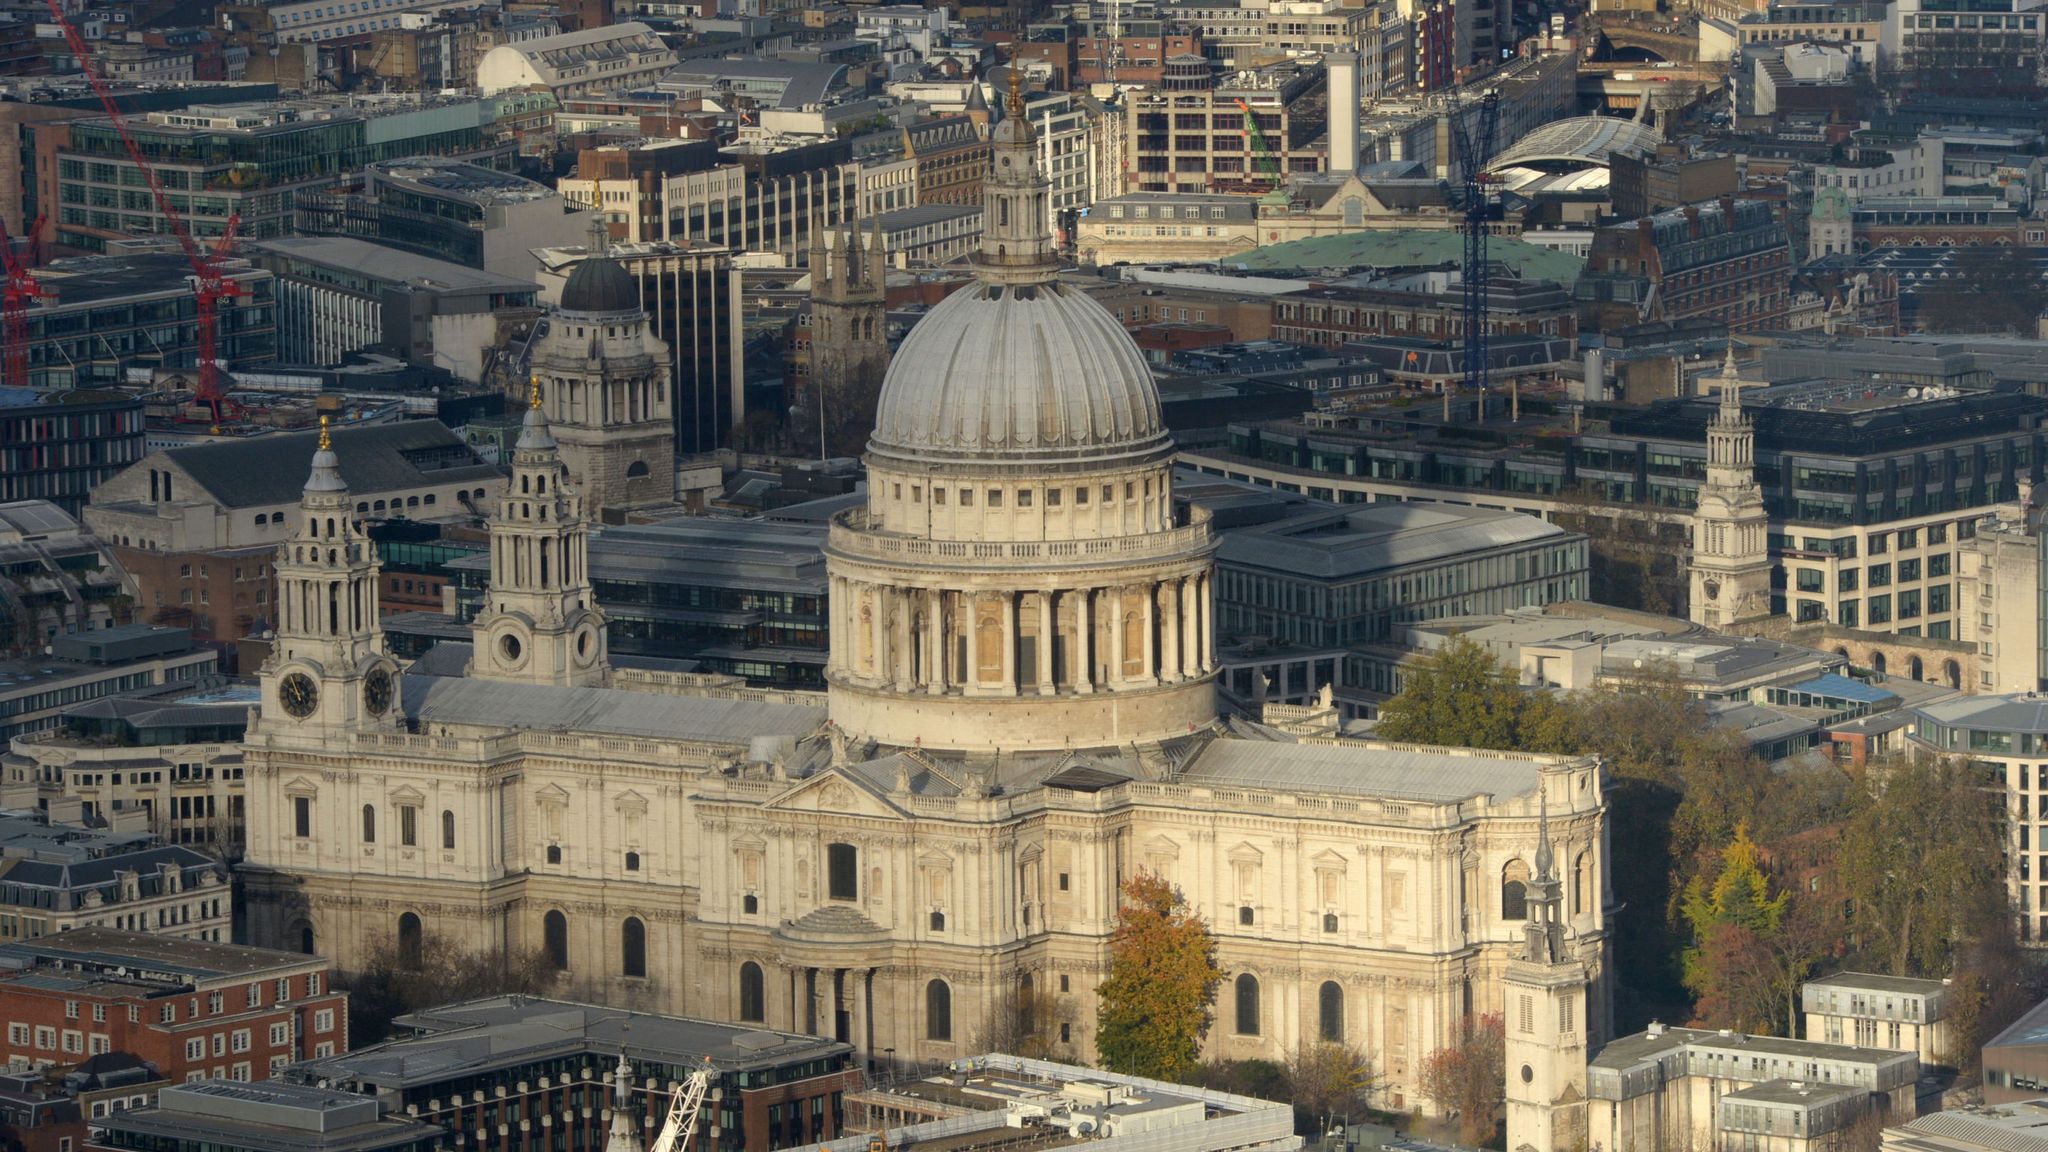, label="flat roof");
[252,237,539,295]
[1181,739,1557,804]
[1804,970,1950,997]
[1215,502,1573,581]
[1226,229,1587,282]
[98,1081,436,1152]
[301,997,853,1086]
[1916,693,2048,736]
[0,926,320,984]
